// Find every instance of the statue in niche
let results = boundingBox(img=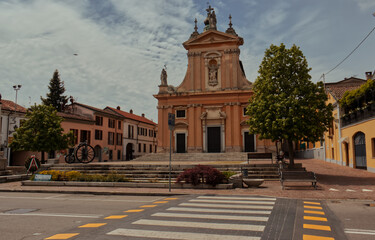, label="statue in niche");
[160,67,167,86]
[208,64,218,86]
